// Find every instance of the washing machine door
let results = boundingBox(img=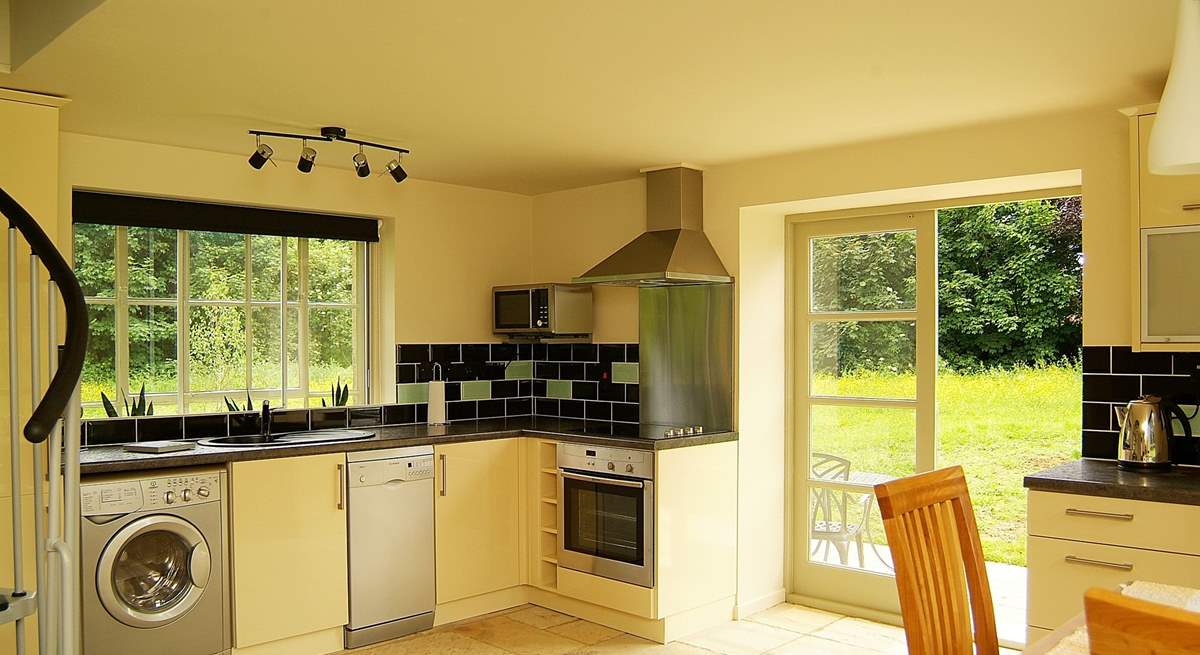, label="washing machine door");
[96,514,211,628]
